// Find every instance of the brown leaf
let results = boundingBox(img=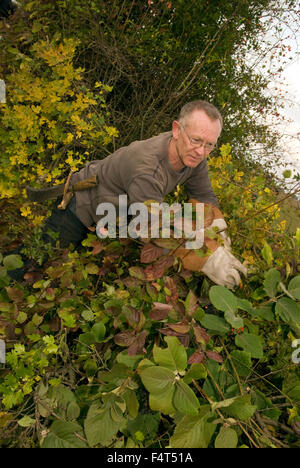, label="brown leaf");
[122,276,144,288]
[188,350,206,364]
[205,351,223,363]
[185,290,198,317]
[145,255,174,281]
[168,322,190,334]
[193,326,211,345]
[165,276,178,303]
[123,306,145,331]
[129,266,147,281]
[159,328,190,347]
[114,330,136,347]
[91,240,105,255]
[5,286,24,303]
[149,302,173,320]
[152,238,180,249]
[128,330,147,355]
[140,242,165,263]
